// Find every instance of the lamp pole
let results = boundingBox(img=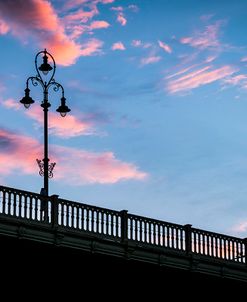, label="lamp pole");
[20,49,71,197]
